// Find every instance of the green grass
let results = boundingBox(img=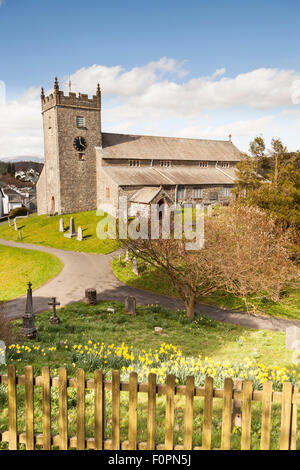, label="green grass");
[0,211,120,254]
[112,257,300,320]
[0,300,297,375]
[0,245,63,301]
[0,301,299,450]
